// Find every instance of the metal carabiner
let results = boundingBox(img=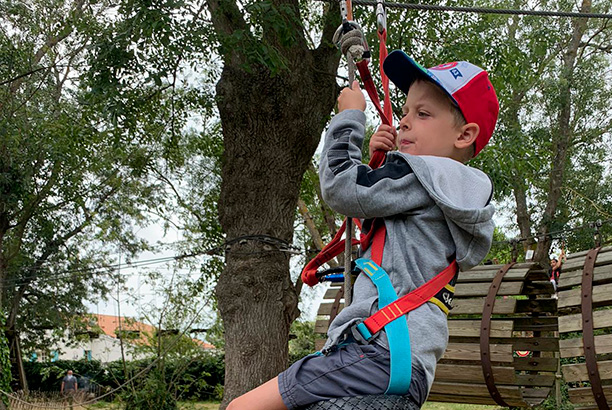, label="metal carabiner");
[376,0,386,34]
